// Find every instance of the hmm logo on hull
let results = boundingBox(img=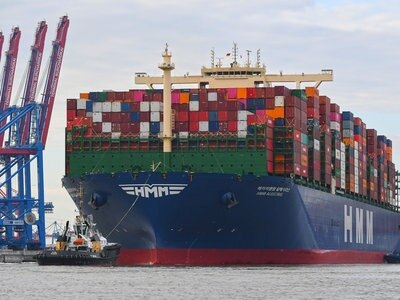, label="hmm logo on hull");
[344,205,373,245]
[119,184,187,198]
